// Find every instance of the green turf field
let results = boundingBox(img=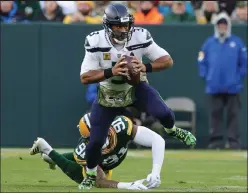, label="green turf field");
[1,149,247,192]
